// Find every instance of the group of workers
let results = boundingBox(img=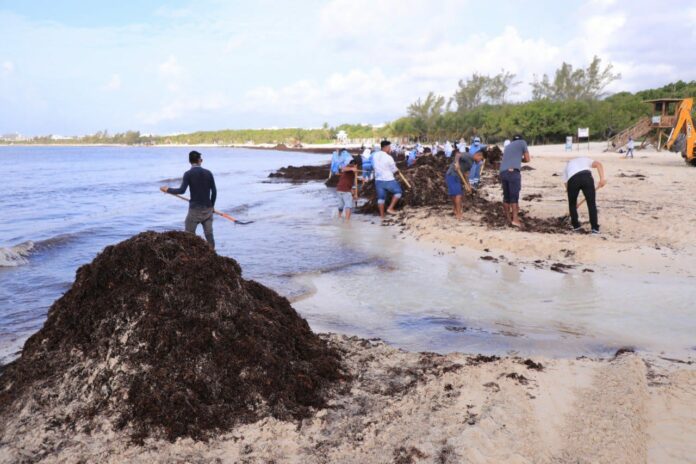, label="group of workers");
[333,135,606,234]
[159,137,607,249]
